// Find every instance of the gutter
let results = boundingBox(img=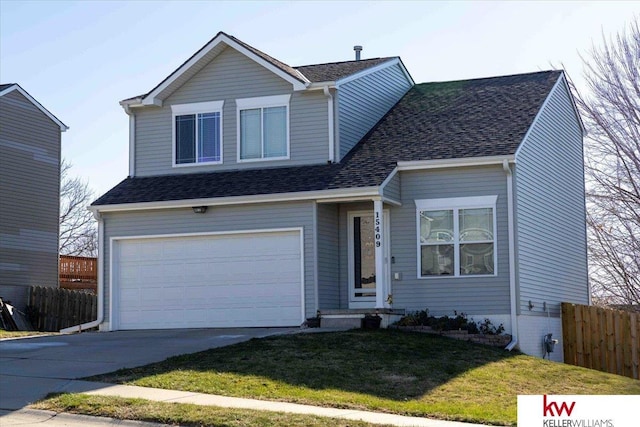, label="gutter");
[503,159,518,351]
[89,186,383,214]
[323,86,335,163]
[123,105,135,177]
[60,213,104,333]
[398,155,514,171]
